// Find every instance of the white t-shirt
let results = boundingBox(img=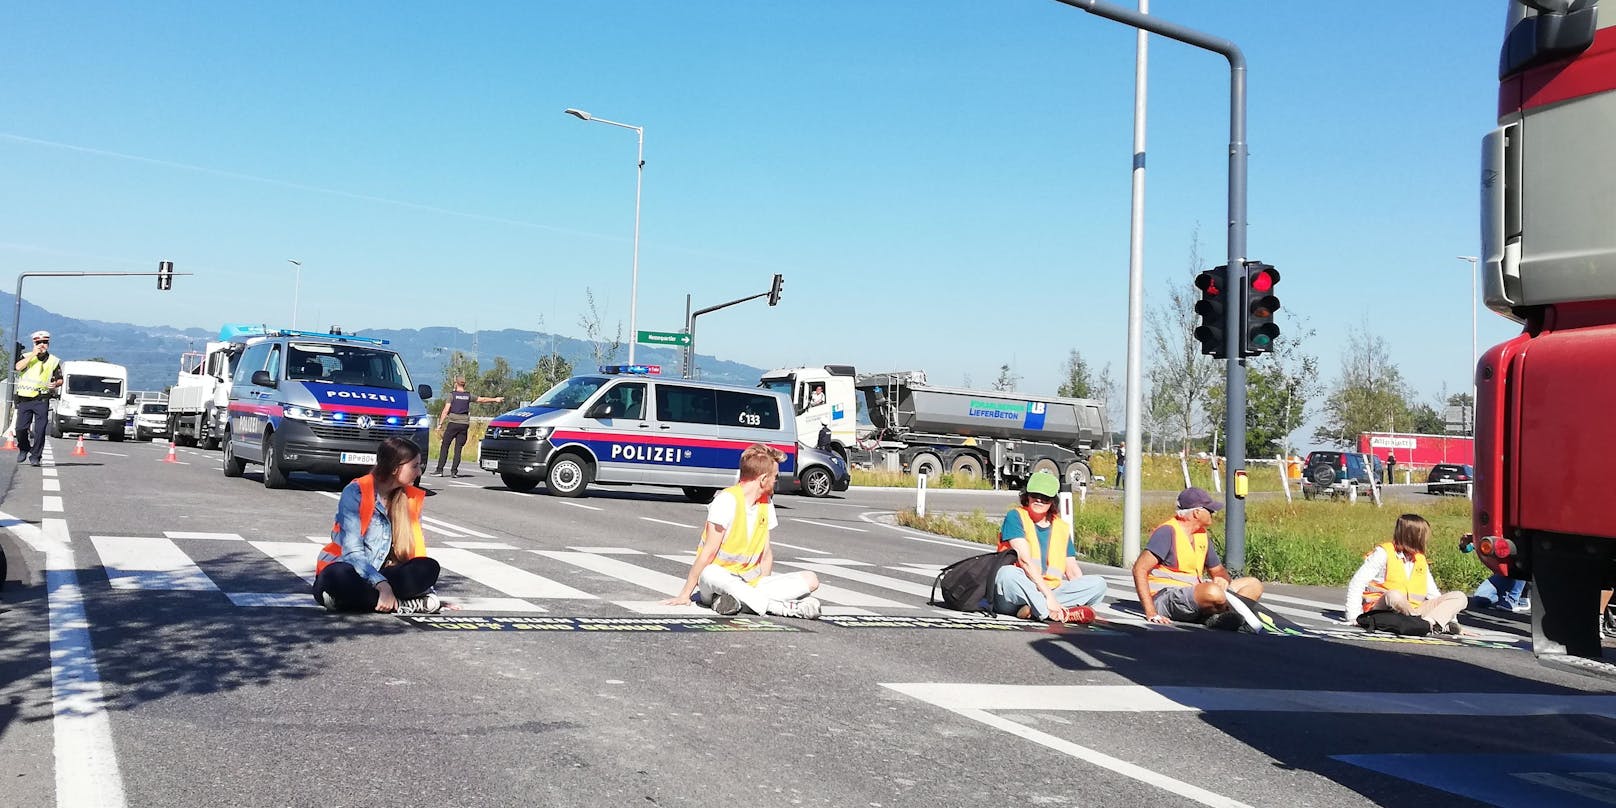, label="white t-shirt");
[707,490,778,533]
